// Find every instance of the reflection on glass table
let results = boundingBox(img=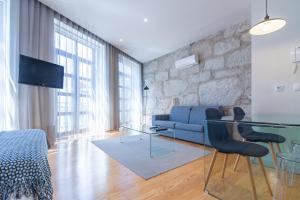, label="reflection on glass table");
[119,125,176,158]
[204,113,300,200]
